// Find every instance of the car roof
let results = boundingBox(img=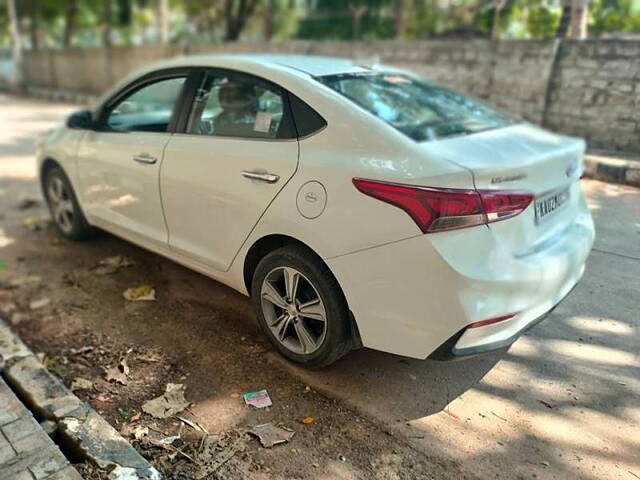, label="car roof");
[151,53,375,77]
